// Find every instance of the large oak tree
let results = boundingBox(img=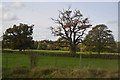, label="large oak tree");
[50,8,91,54]
[2,23,34,51]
